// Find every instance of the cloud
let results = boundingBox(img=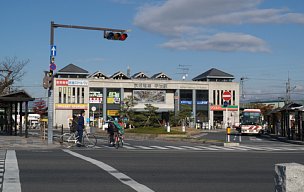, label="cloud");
[161,32,270,52]
[133,0,304,52]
